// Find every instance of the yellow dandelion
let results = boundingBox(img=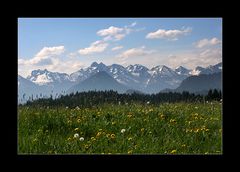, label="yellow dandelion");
[194,129,200,133]
[170,150,177,154]
[140,128,145,132]
[96,132,102,137]
[128,137,132,141]
[74,128,79,131]
[128,150,133,154]
[110,134,116,139]
[127,115,132,118]
[170,119,177,124]
[77,119,81,123]
[84,144,89,149]
[160,114,165,119]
